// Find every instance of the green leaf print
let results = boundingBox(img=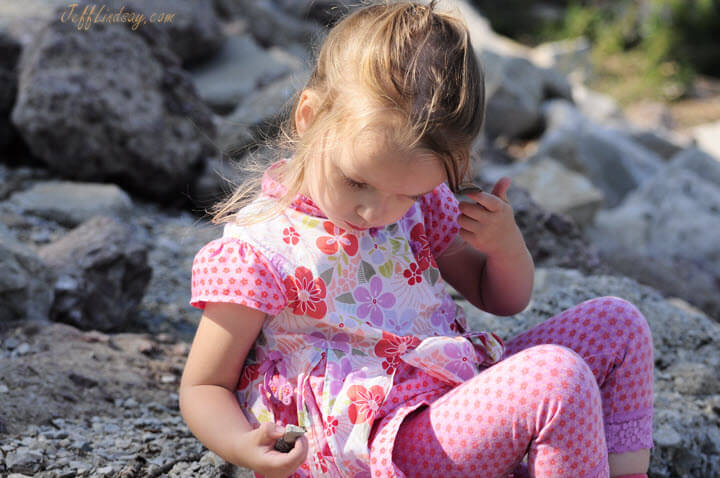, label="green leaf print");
[302,217,320,229]
[389,238,402,255]
[357,260,376,284]
[423,266,440,286]
[336,292,356,304]
[379,260,393,278]
[319,267,334,285]
[351,348,366,356]
[387,223,399,234]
